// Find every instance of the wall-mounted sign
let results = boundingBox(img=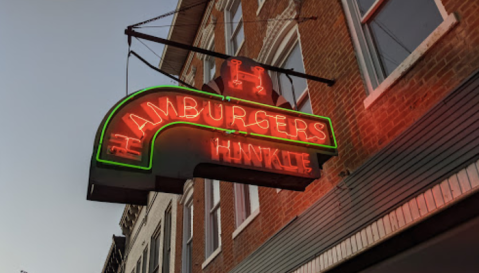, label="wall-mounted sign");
[88,58,337,204]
